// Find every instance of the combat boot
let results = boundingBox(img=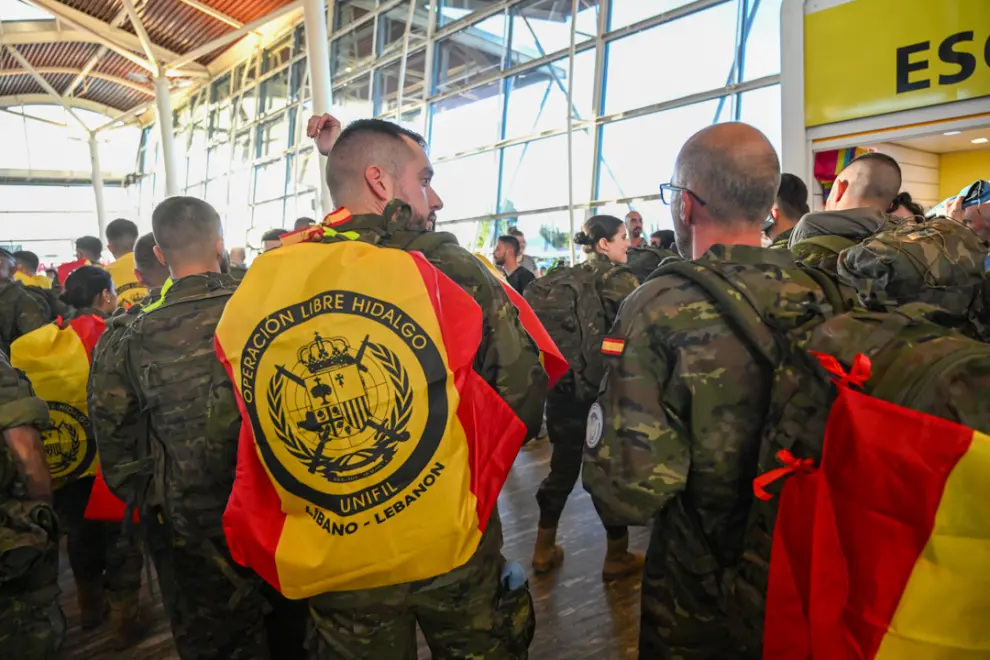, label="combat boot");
[75,578,107,630]
[601,534,644,581]
[108,593,146,650]
[532,525,564,573]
